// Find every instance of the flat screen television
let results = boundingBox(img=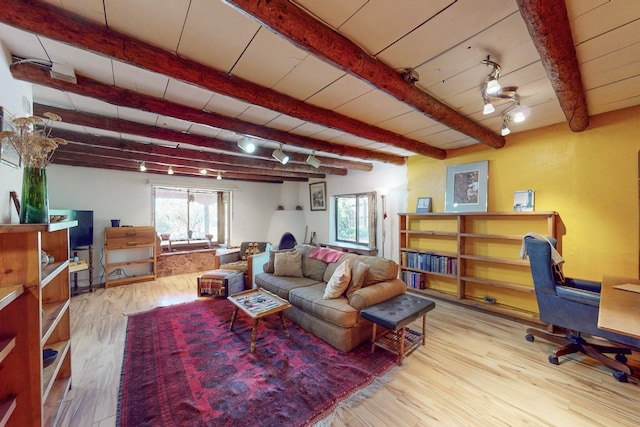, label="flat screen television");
[50,209,94,249]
